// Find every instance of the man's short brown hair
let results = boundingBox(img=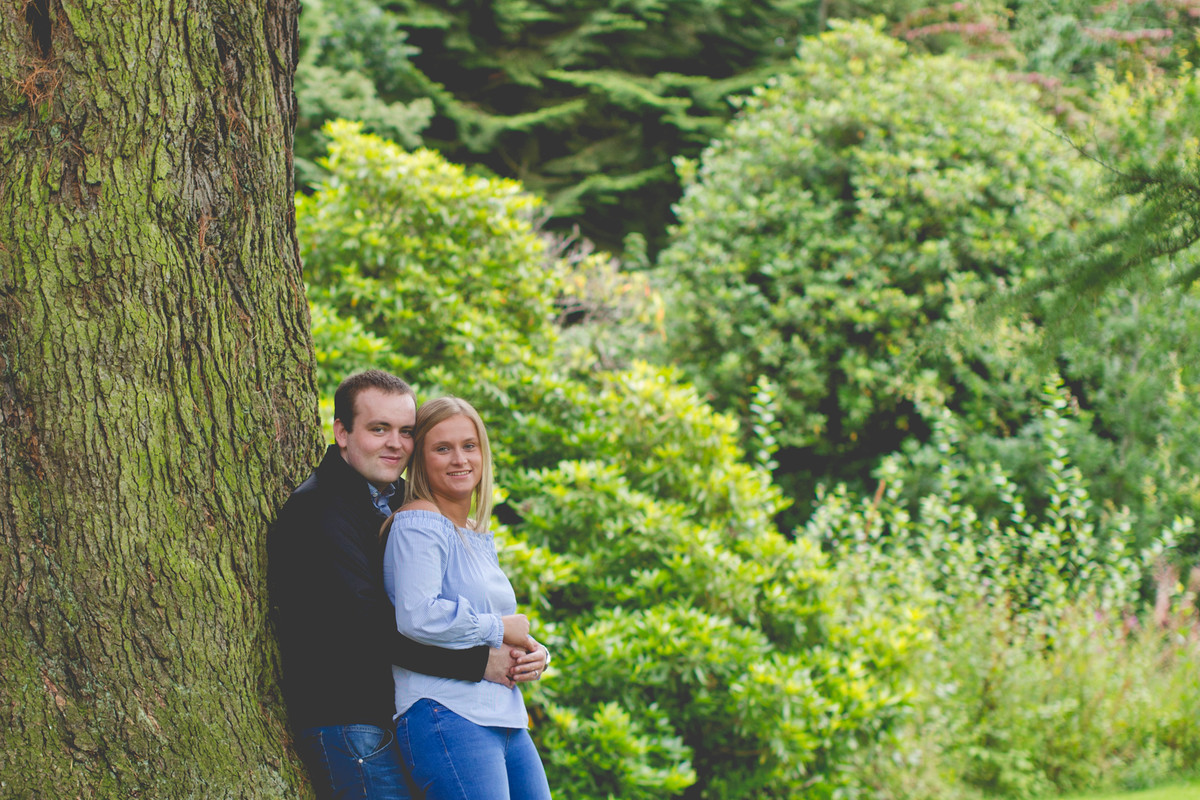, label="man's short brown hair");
[333,370,414,431]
